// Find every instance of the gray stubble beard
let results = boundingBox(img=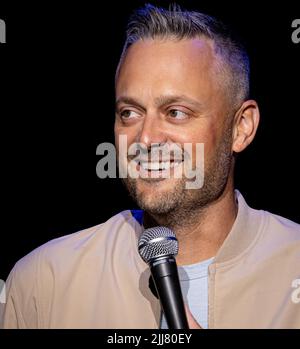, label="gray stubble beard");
[122,126,234,229]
